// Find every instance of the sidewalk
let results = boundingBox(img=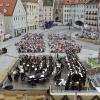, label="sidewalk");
[0,55,17,84]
